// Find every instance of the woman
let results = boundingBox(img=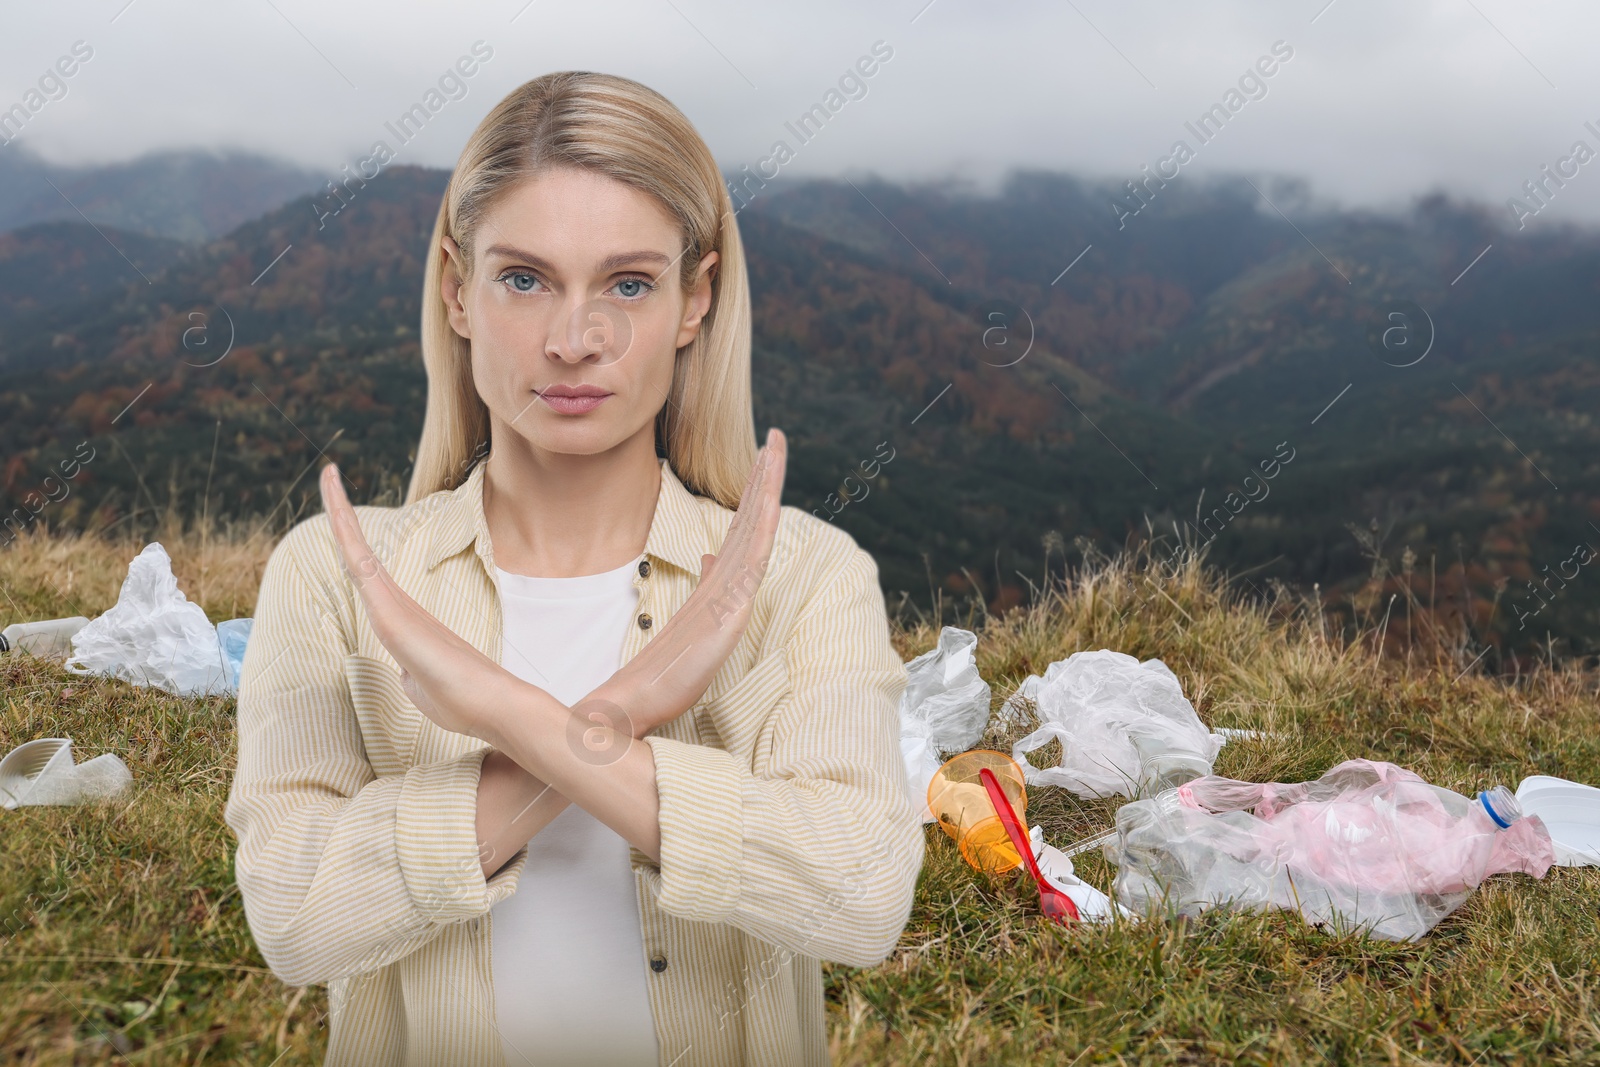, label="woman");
[224,71,924,1067]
